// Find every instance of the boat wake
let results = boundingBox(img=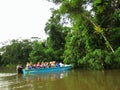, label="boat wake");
[0,73,17,77]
